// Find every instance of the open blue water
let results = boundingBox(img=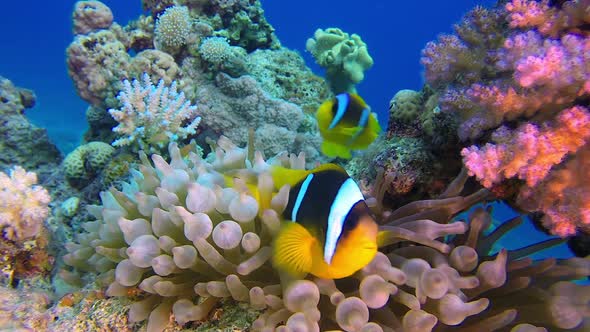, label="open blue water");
[1,0,496,153]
